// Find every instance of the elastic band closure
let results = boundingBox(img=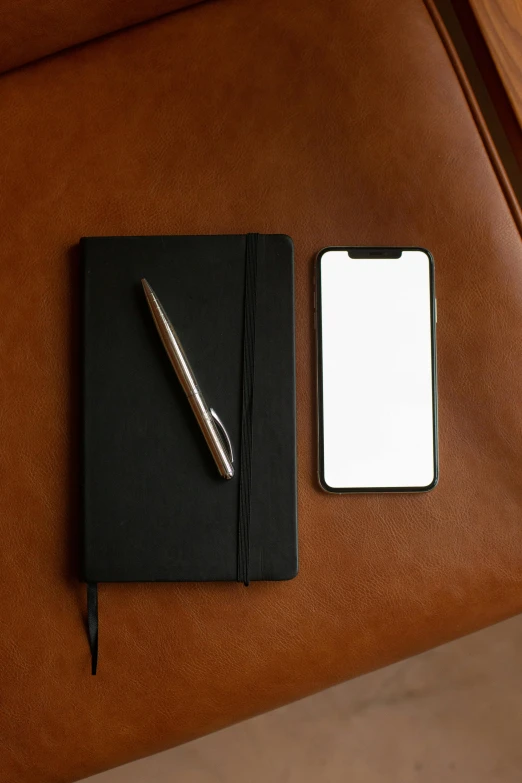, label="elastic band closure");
[237,233,259,586]
[87,582,98,675]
